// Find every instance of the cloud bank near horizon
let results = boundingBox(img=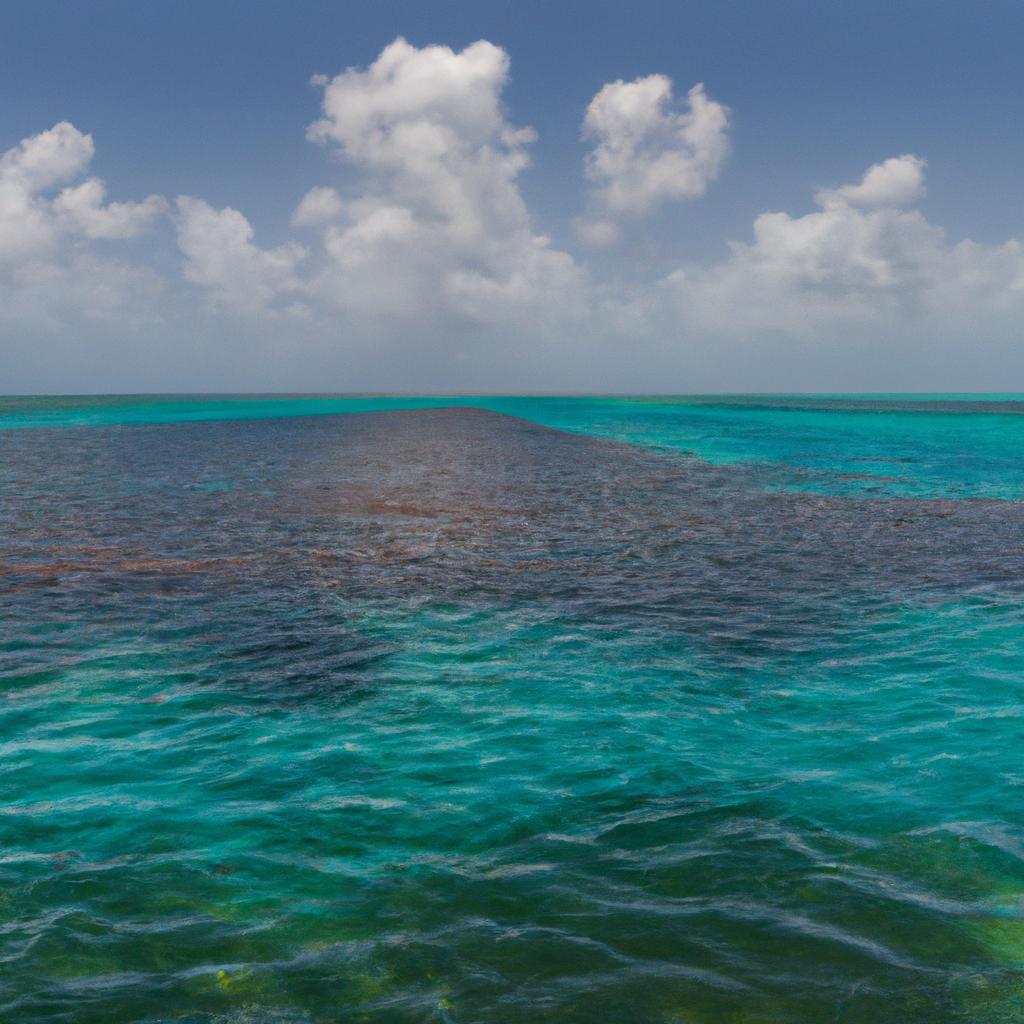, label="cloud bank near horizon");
[2,36,1023,392]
